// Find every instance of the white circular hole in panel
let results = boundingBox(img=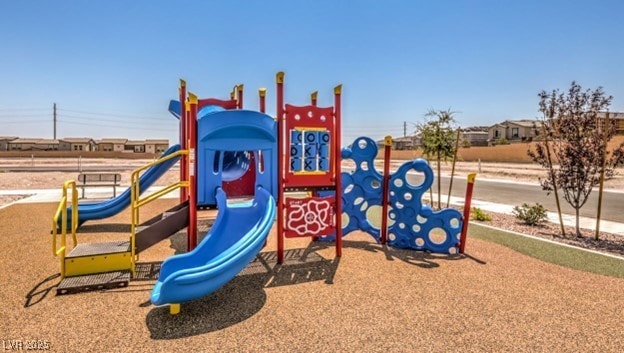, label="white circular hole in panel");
[354,197,364,206]
[428,228,448,245]
[342,212,350,228]
[415,238,425,247]
[358,139,367,149]
[395,202,404,209]
[449,247,457,255]
[371,180,381,189]
[412,224,421,232]
[344,184,354,194]
[404,192,412,201]
[393,179,403,187]
[398,223,405,229]
[389,233,396,241]
[360,201,368,212]
[360,161,369,171]
[365,205,383,229]
[417,215,427,223]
